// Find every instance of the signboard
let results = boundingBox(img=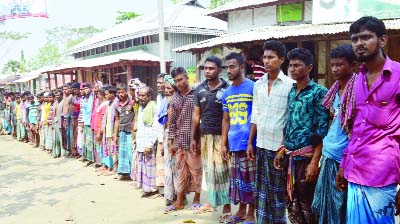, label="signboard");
[313,0,400,24]
[277,3,303,23]
[0,0,48,21]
